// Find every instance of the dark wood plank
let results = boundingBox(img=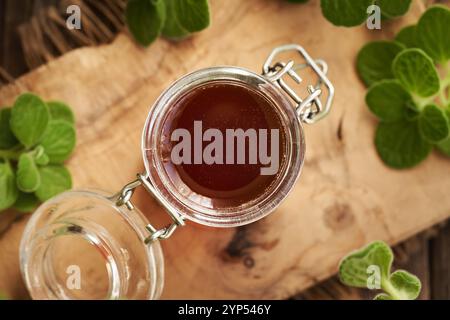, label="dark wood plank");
[0,0,33,78]
[0,0,60,78]
[430,223,450,299]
